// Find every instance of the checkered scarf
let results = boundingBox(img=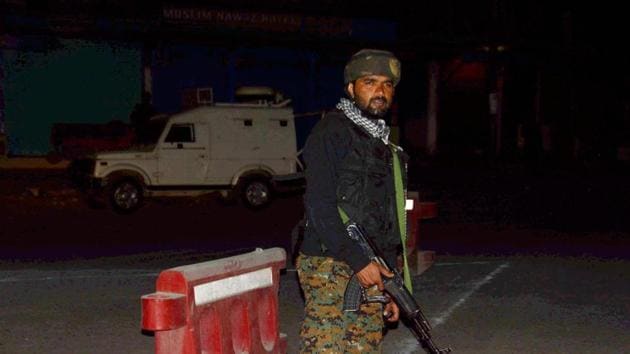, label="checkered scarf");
[336,98,390,144]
